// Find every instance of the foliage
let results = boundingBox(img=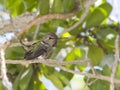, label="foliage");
[0,0,120,90]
